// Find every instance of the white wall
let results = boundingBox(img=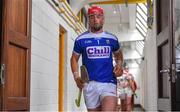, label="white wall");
[139,60,146,108]
[141,1,158,110]
[31,0,59,110]
[143,31,158,111]
[31,0,86,111]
